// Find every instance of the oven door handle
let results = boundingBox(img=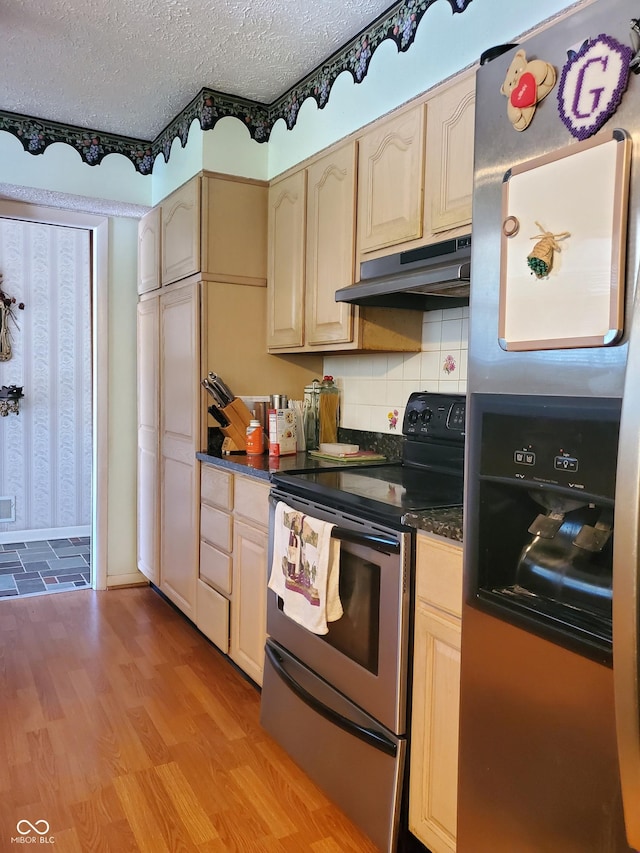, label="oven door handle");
[331,527,400,555]
[264,643,397,757]
[269,495,401,554]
